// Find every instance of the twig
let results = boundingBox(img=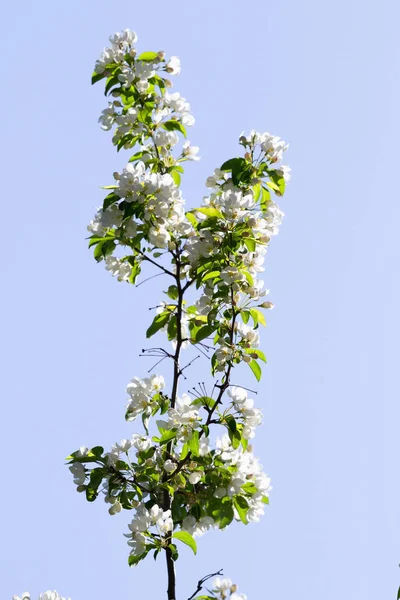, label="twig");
[187,569,223,600]
[136,272,165,288]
